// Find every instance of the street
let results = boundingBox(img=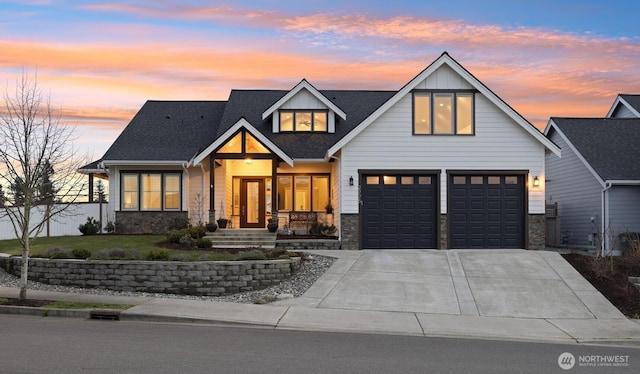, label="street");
[0,315,637,373]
